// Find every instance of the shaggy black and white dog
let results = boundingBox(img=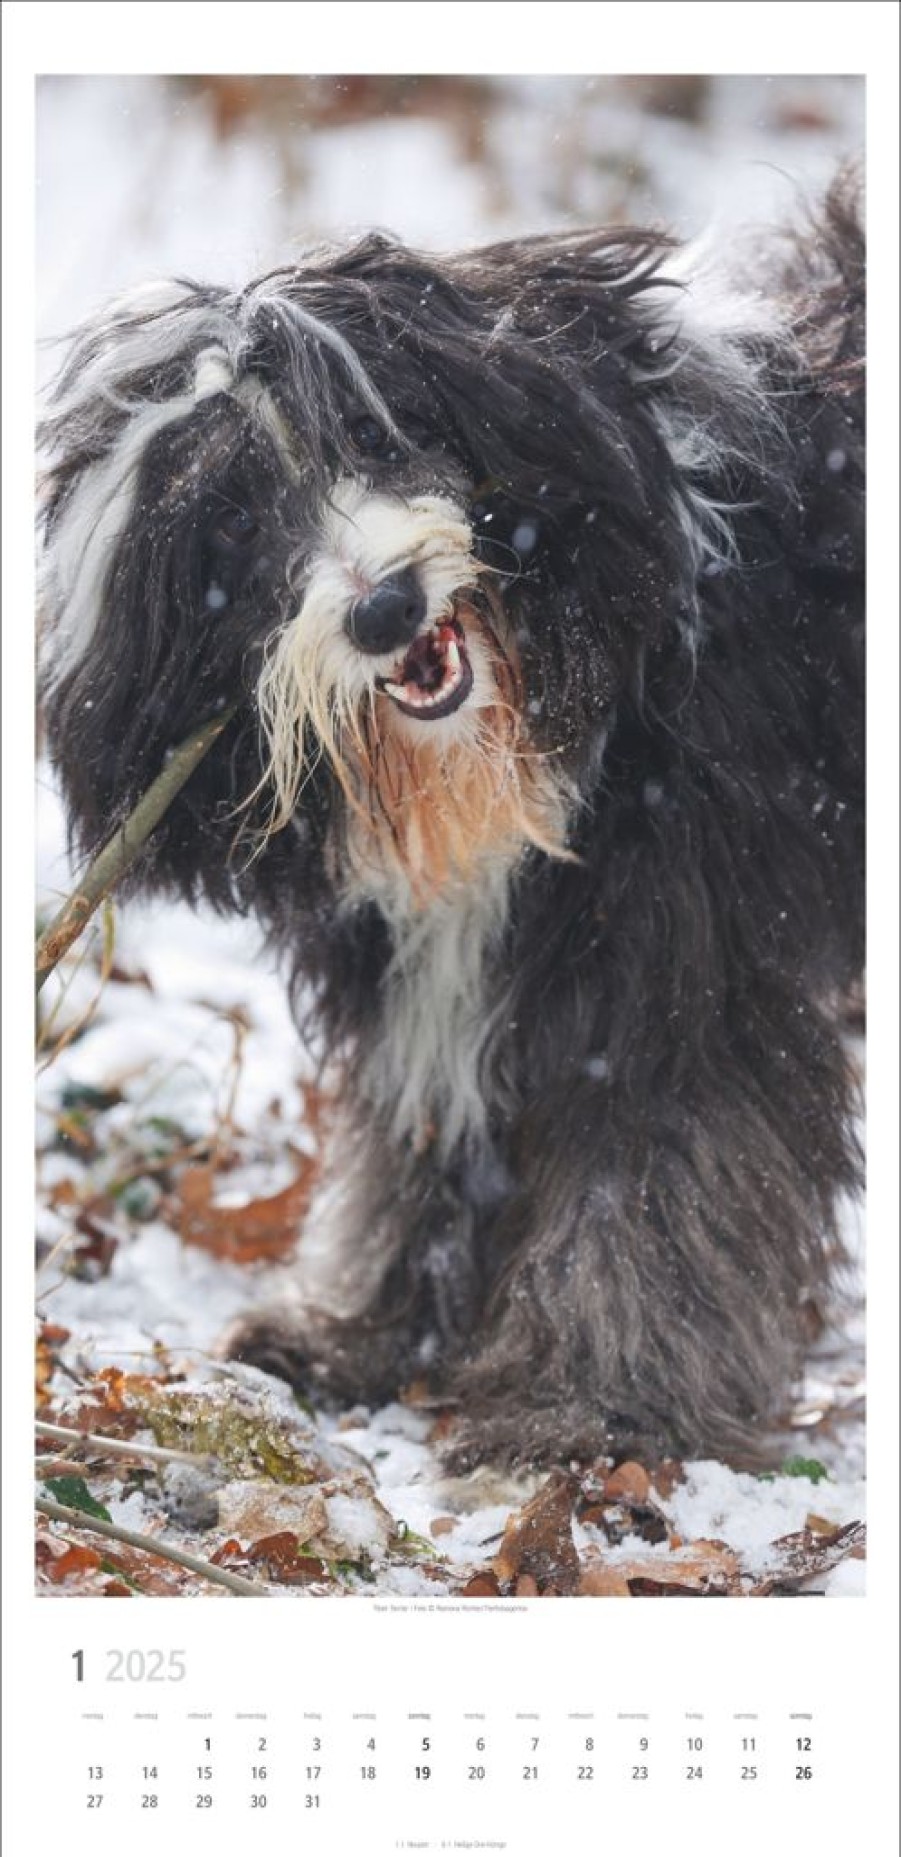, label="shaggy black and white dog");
[40,180,864,1469]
